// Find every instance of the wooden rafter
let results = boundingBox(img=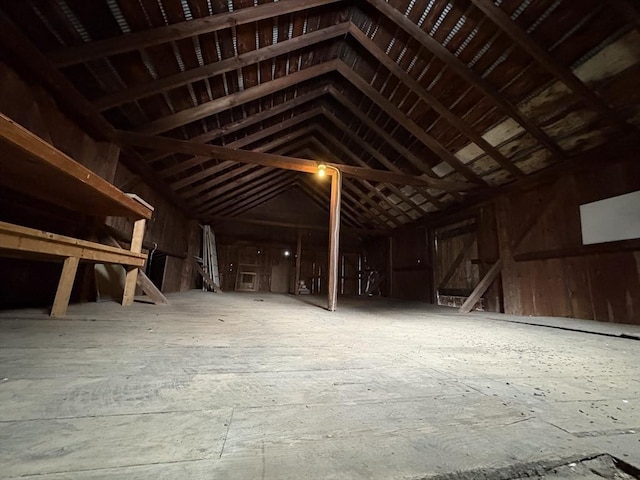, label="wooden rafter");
[0,12,192,215]
[137,61,337,135]
[317,108,445,209]
[347,24,526,179]
[144,88,329,165]
[298,178,378,228]
[94,23,348,111]
[308,131,423,219]
[49,0,344,67]
[336,61,486,185]
[167,112,321,193]
[307,137,412,223]
[289,145,392,229]
[295,178,370,230]
[291,144,403,227]
[223,181,297,218]
[364,0,565,159]
[325,86,464,202]
[469,0,631,132]
[199,170,294,217]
